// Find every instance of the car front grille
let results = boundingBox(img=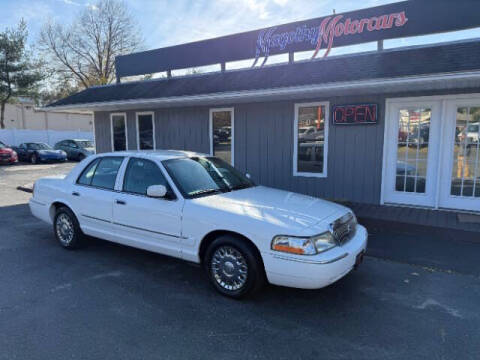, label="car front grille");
[331,213,357,245]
